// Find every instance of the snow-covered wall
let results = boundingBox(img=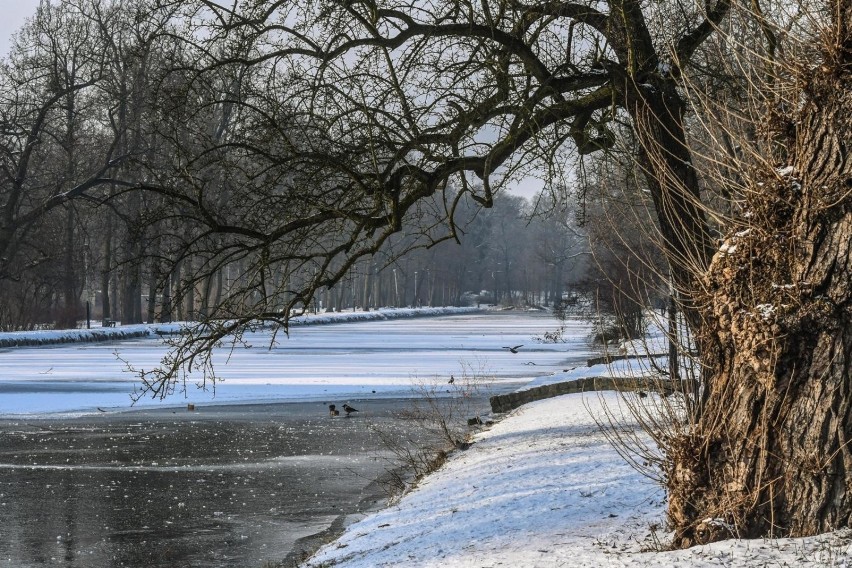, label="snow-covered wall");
[0,307,480,348]
[0,326,152,348]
